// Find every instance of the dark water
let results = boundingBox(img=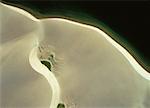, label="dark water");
[2,0,150,72]
[41,60,52,71]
